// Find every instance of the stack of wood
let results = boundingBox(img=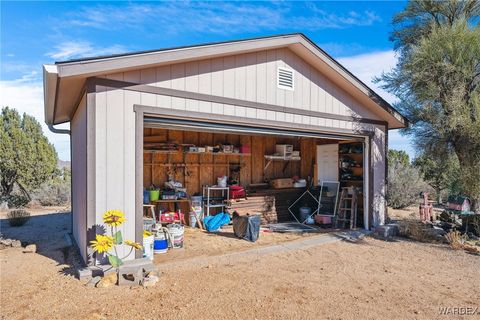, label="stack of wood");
[229,188,304,224]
